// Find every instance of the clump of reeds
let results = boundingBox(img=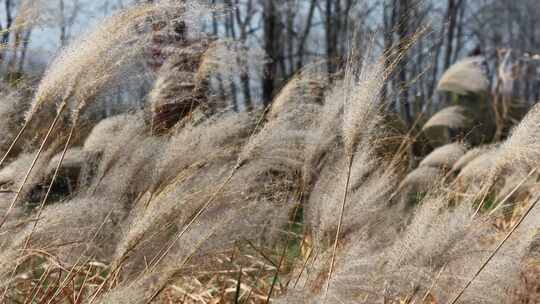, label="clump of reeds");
[437,56,490,95]
[3,1,540,304]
